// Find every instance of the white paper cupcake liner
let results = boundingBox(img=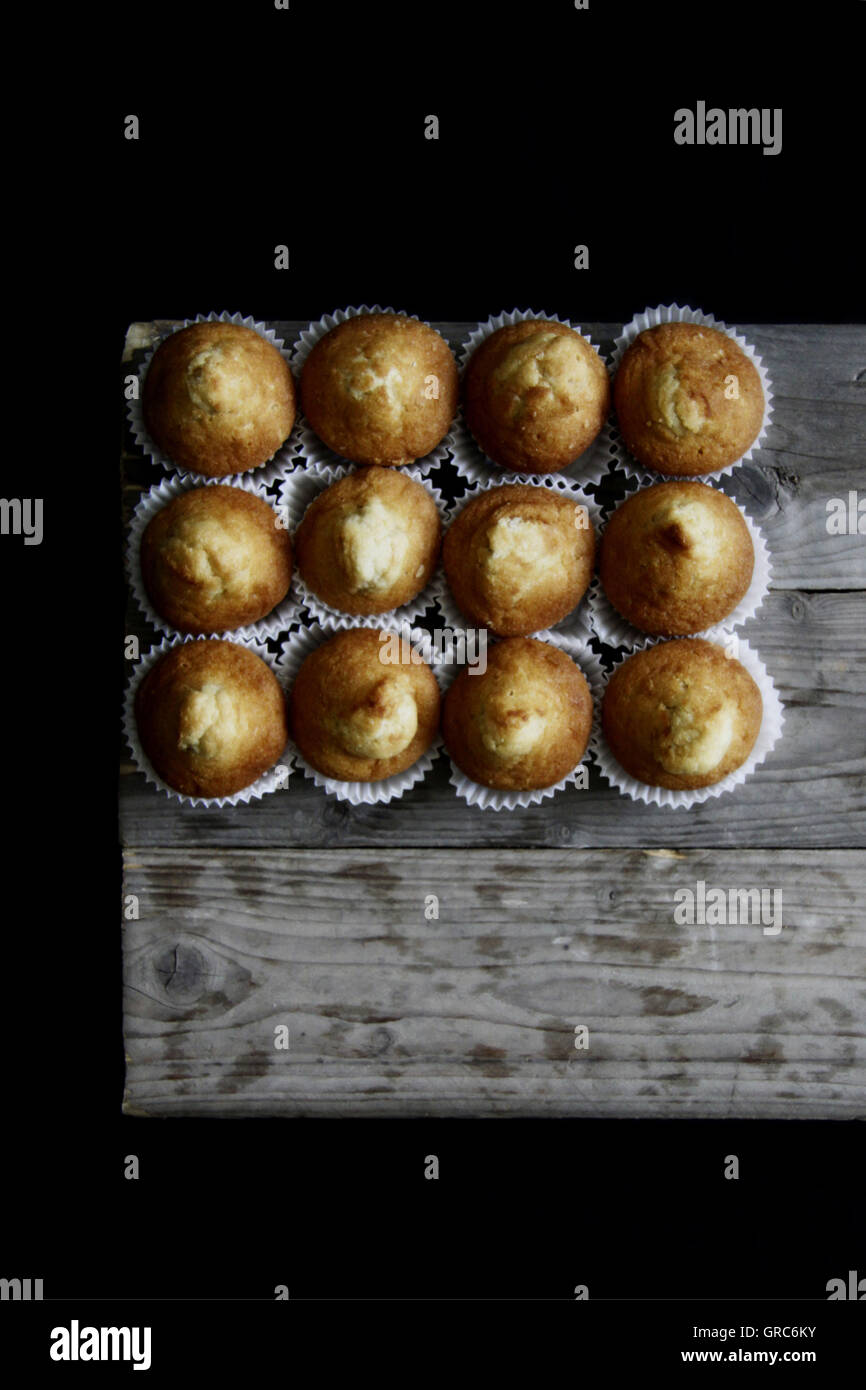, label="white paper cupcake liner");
[442,629,606,812]
[450,309,614,488]
[127,311,301,486]
[127,473,303,642]
[591,636,785,808]
[588,486,772,649]
[435,474,603,645]
[291,305,457,478]
[276,464,448,631]
[608,304,774,485]
[124,633,293,808]
[275,622,446,805]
